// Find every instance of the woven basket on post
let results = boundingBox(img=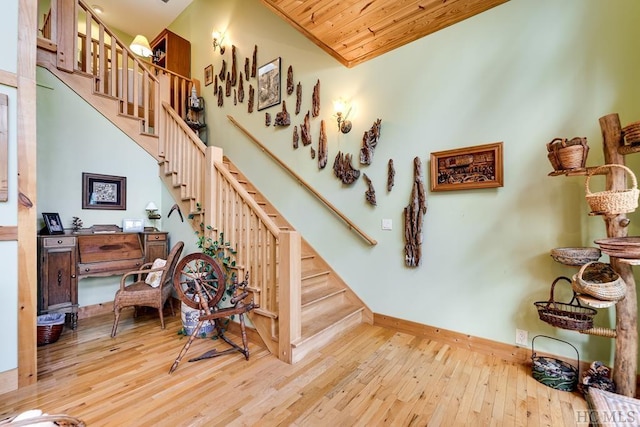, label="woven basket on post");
[572,261,626,302]
[622,121,640,145]
[534,276,597,331]
[547,137,589,171]
[585,164,639,215]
